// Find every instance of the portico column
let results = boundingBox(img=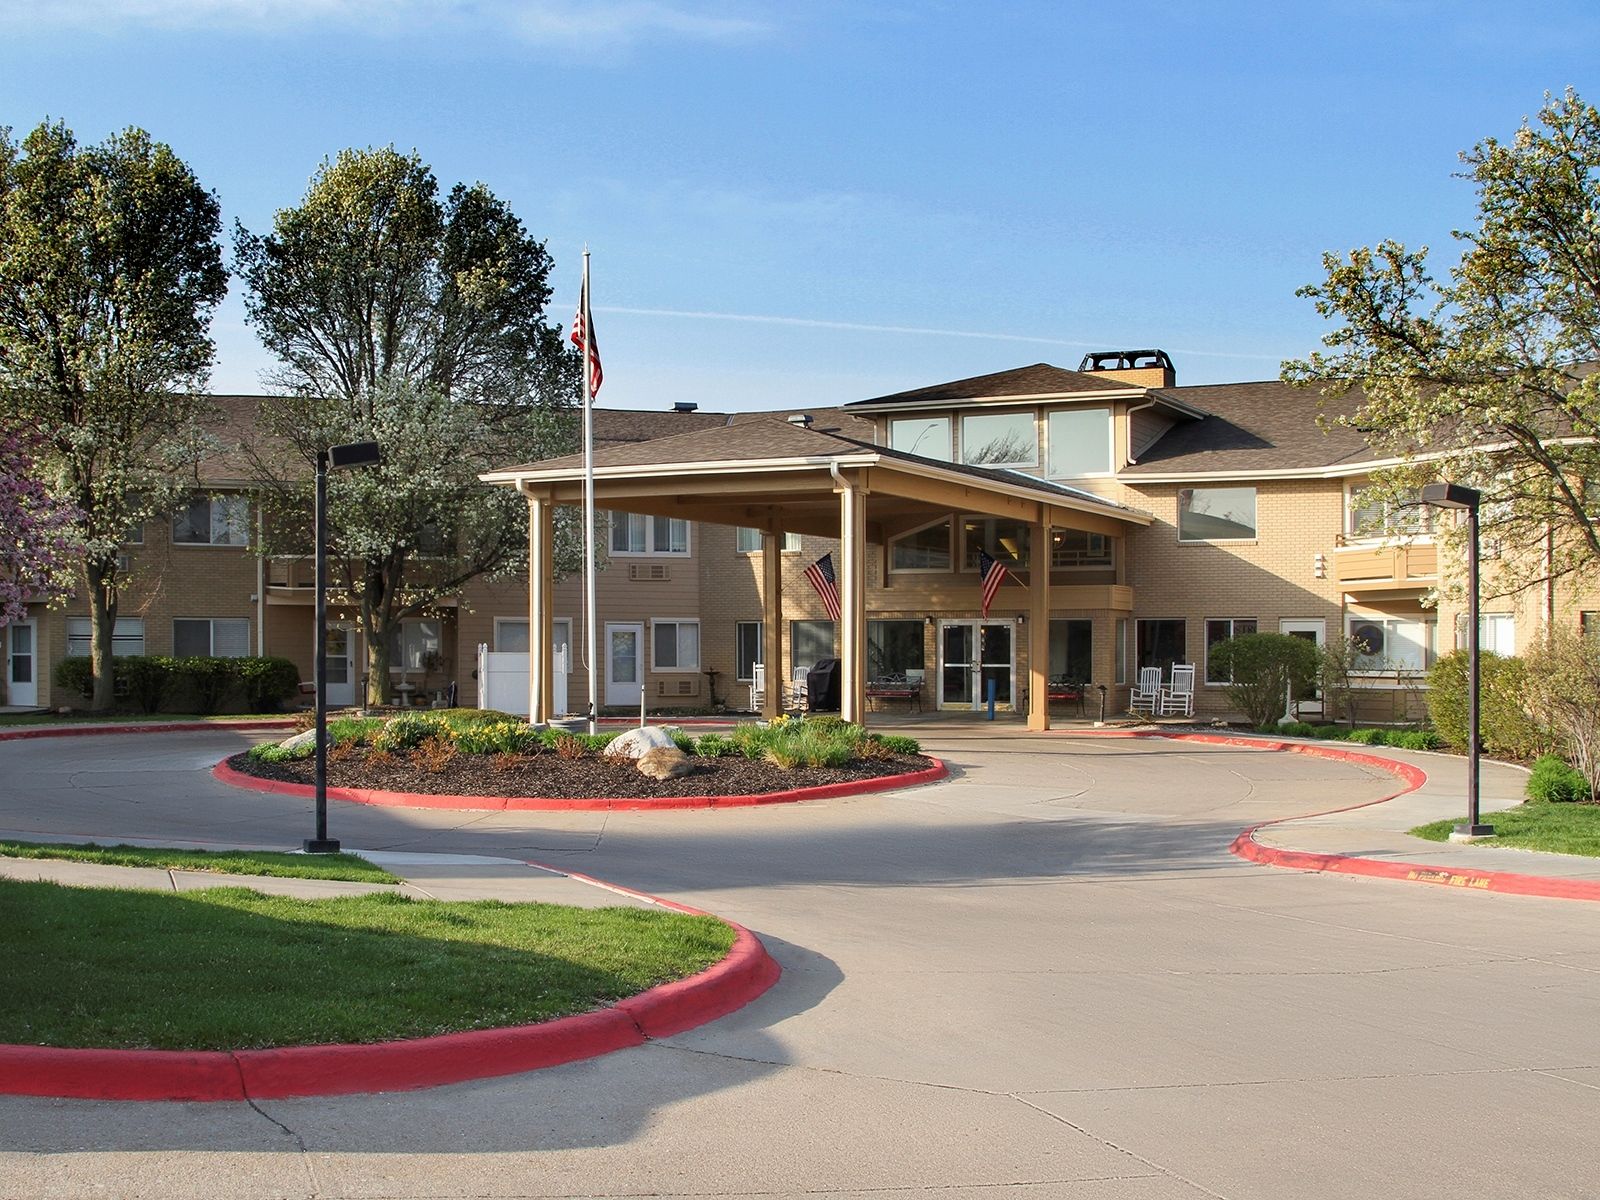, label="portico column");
[1027,511,1051,732]
[761,531,783,722]
[528,494,555,724]
[840,481,867,724]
